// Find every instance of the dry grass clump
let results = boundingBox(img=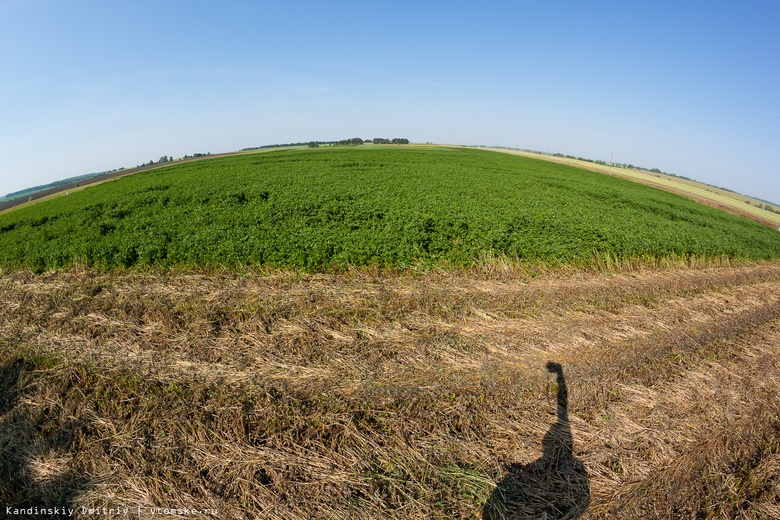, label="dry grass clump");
[1,261,780,518]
